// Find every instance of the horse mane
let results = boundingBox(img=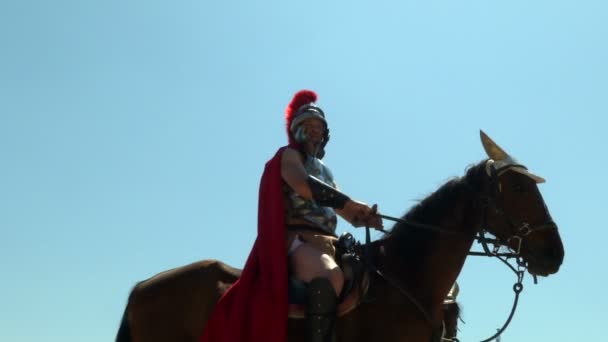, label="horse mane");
[380,159,488,274]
